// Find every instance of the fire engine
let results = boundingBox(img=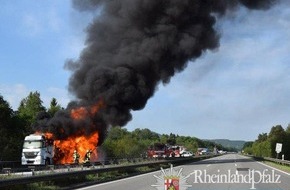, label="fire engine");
[147,143,171,158]
[169,145,185,157]
[147,143,186,158]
